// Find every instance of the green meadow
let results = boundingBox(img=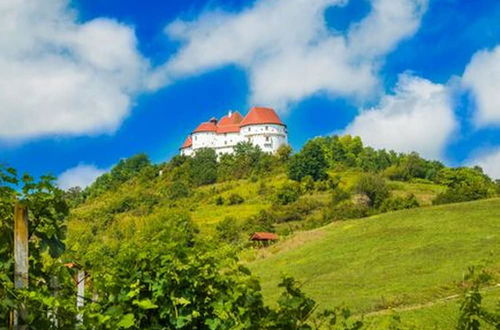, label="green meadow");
[248,198,500,327]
